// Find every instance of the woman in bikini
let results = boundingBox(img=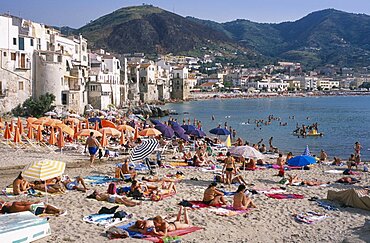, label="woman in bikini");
[202,182,227,206]
[222,152,236,186]
[152,206,191,236]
